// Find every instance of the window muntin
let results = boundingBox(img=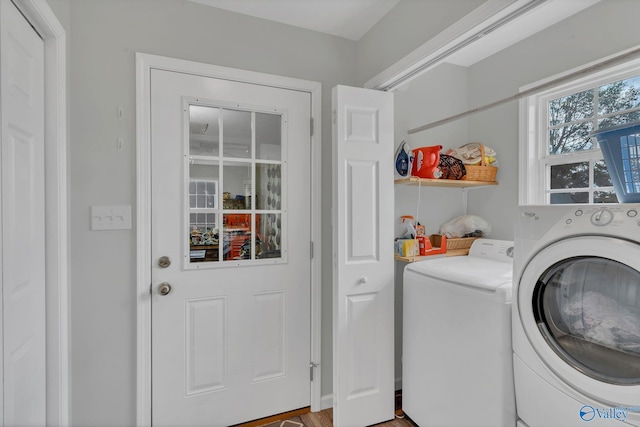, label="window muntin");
[521,57,640,204]
[186,102,285,267]
[543,76,640,203]
[533,256,640,385]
